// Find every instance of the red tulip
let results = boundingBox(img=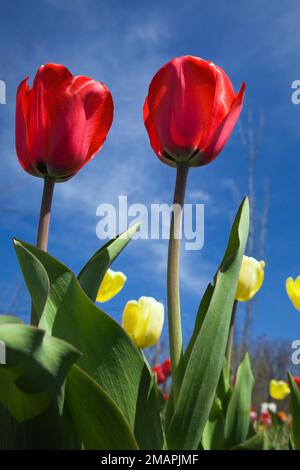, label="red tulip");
[16,63,113,181]
[143,55,245,167]
[260,411,271,427]
[152,365,166,384]
[161,358,171,377]
[293,376,300,389]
